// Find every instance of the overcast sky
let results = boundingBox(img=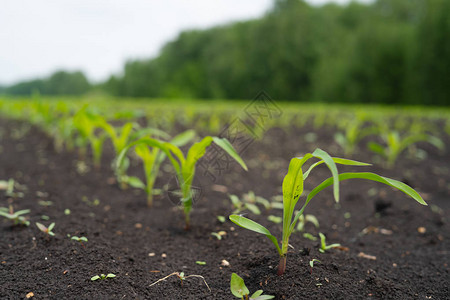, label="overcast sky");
[0,0,371,85]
